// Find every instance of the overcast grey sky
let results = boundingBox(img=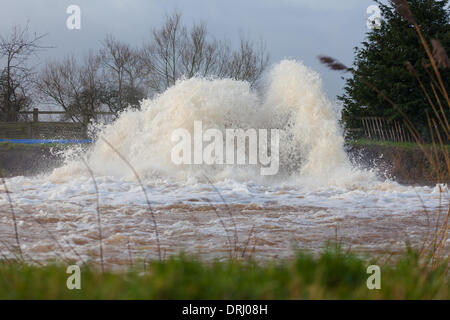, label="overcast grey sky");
[0,0,381,100]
